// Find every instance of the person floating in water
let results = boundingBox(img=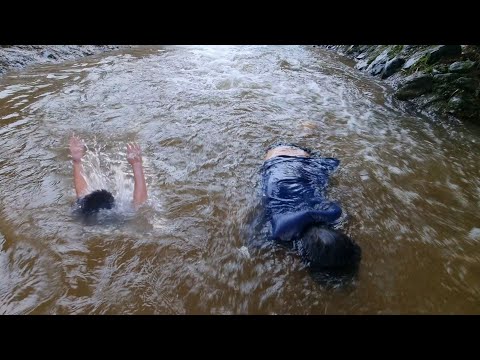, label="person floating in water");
[69,134,148,215]
[251,143,361,273]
